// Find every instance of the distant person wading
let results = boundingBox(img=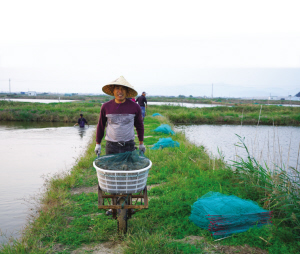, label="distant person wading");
[74,114,89,128]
